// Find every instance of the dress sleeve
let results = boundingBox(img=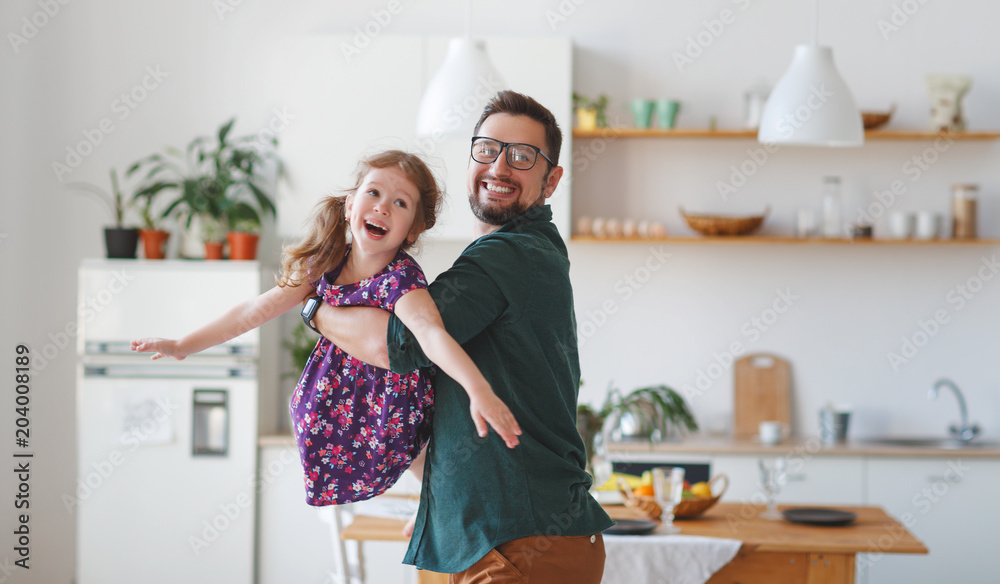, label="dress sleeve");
[378,262,429,312]
[386,251,509,373]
